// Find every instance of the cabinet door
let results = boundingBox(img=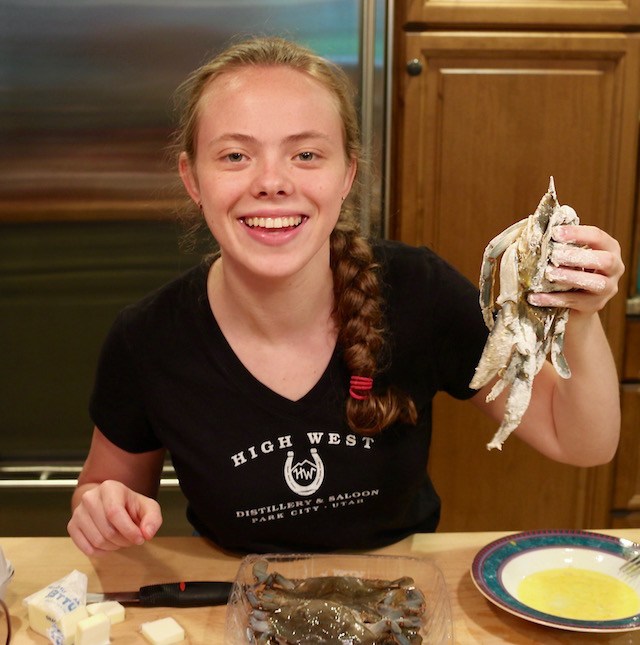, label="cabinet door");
[392,31,640,530]
[624,318,640,380]
[401,0,640,28]
[612,385,640,517]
